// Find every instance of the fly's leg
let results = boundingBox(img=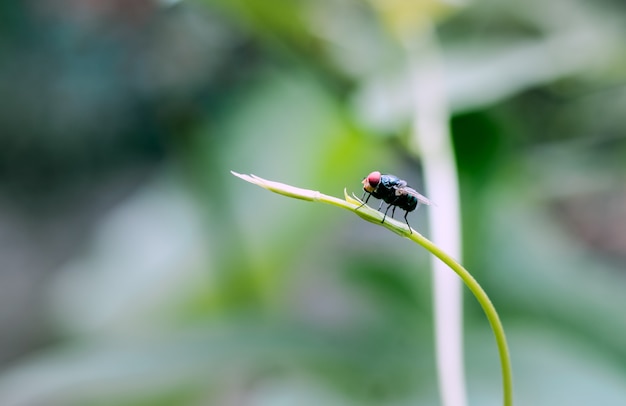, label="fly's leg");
[381,203,393,224]
[383,197,400,223]
[356,192,372,210]
[404,211,413,234]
